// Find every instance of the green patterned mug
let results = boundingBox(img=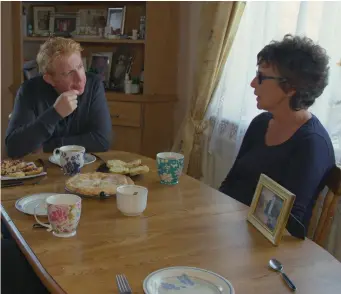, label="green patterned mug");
[156,152,184,185]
